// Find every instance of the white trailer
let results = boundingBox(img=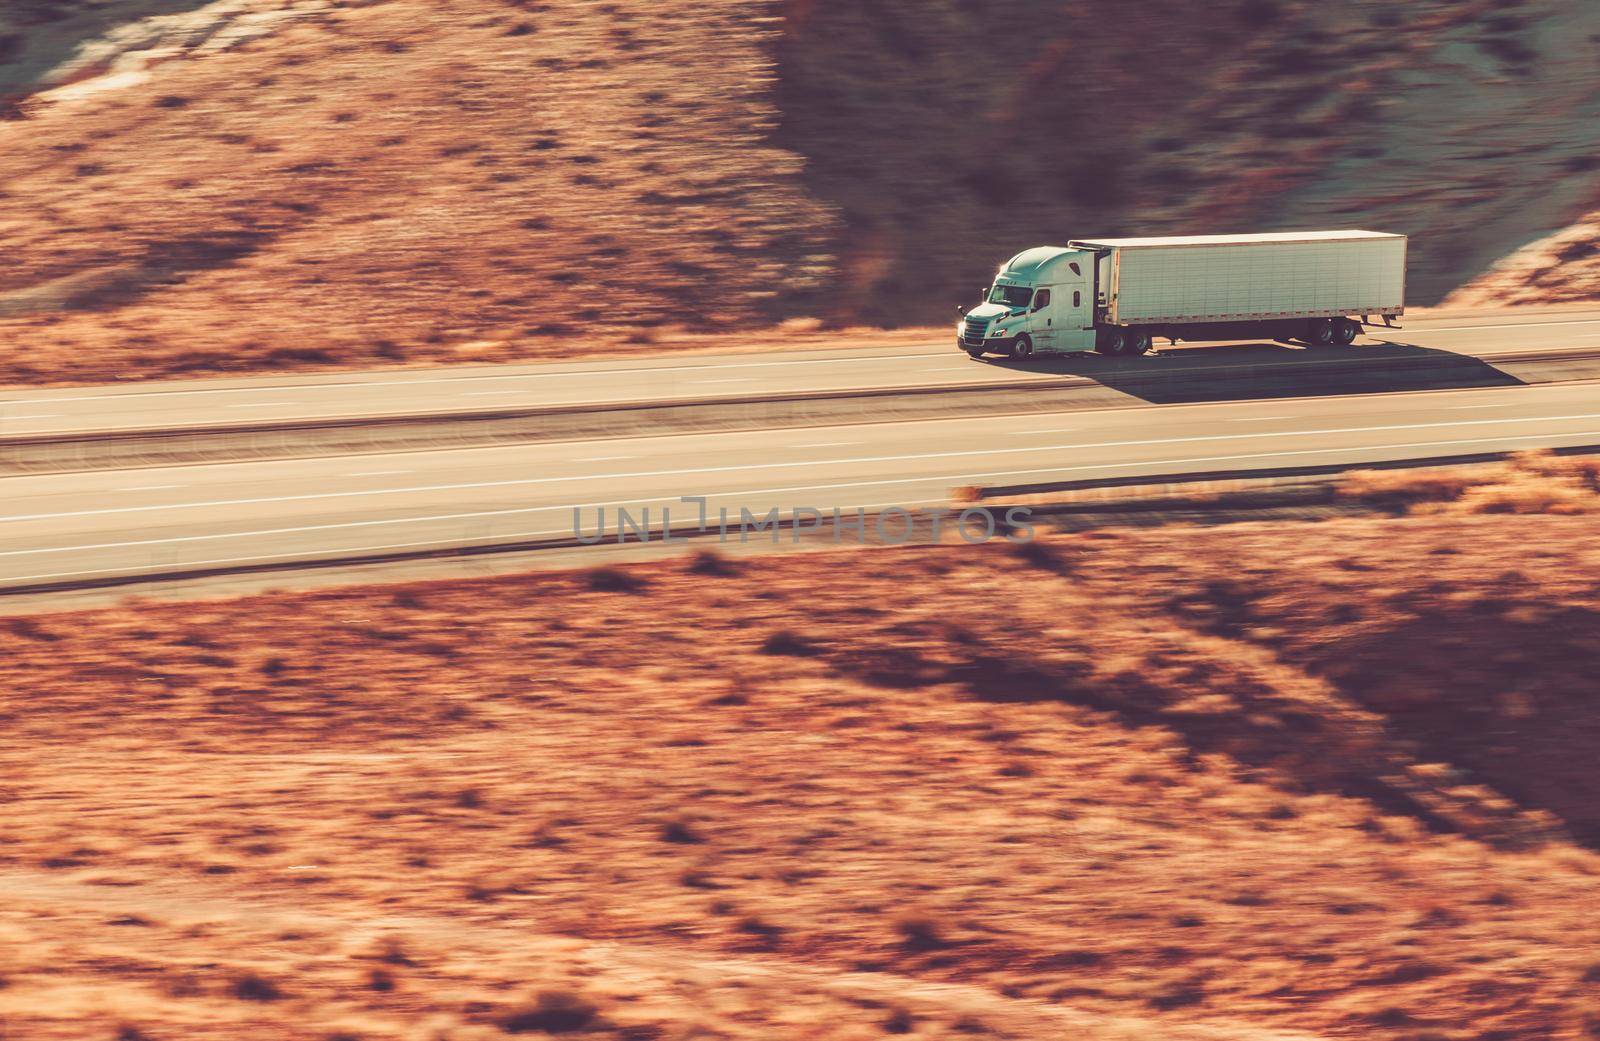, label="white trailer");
[957,230,1406,359]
